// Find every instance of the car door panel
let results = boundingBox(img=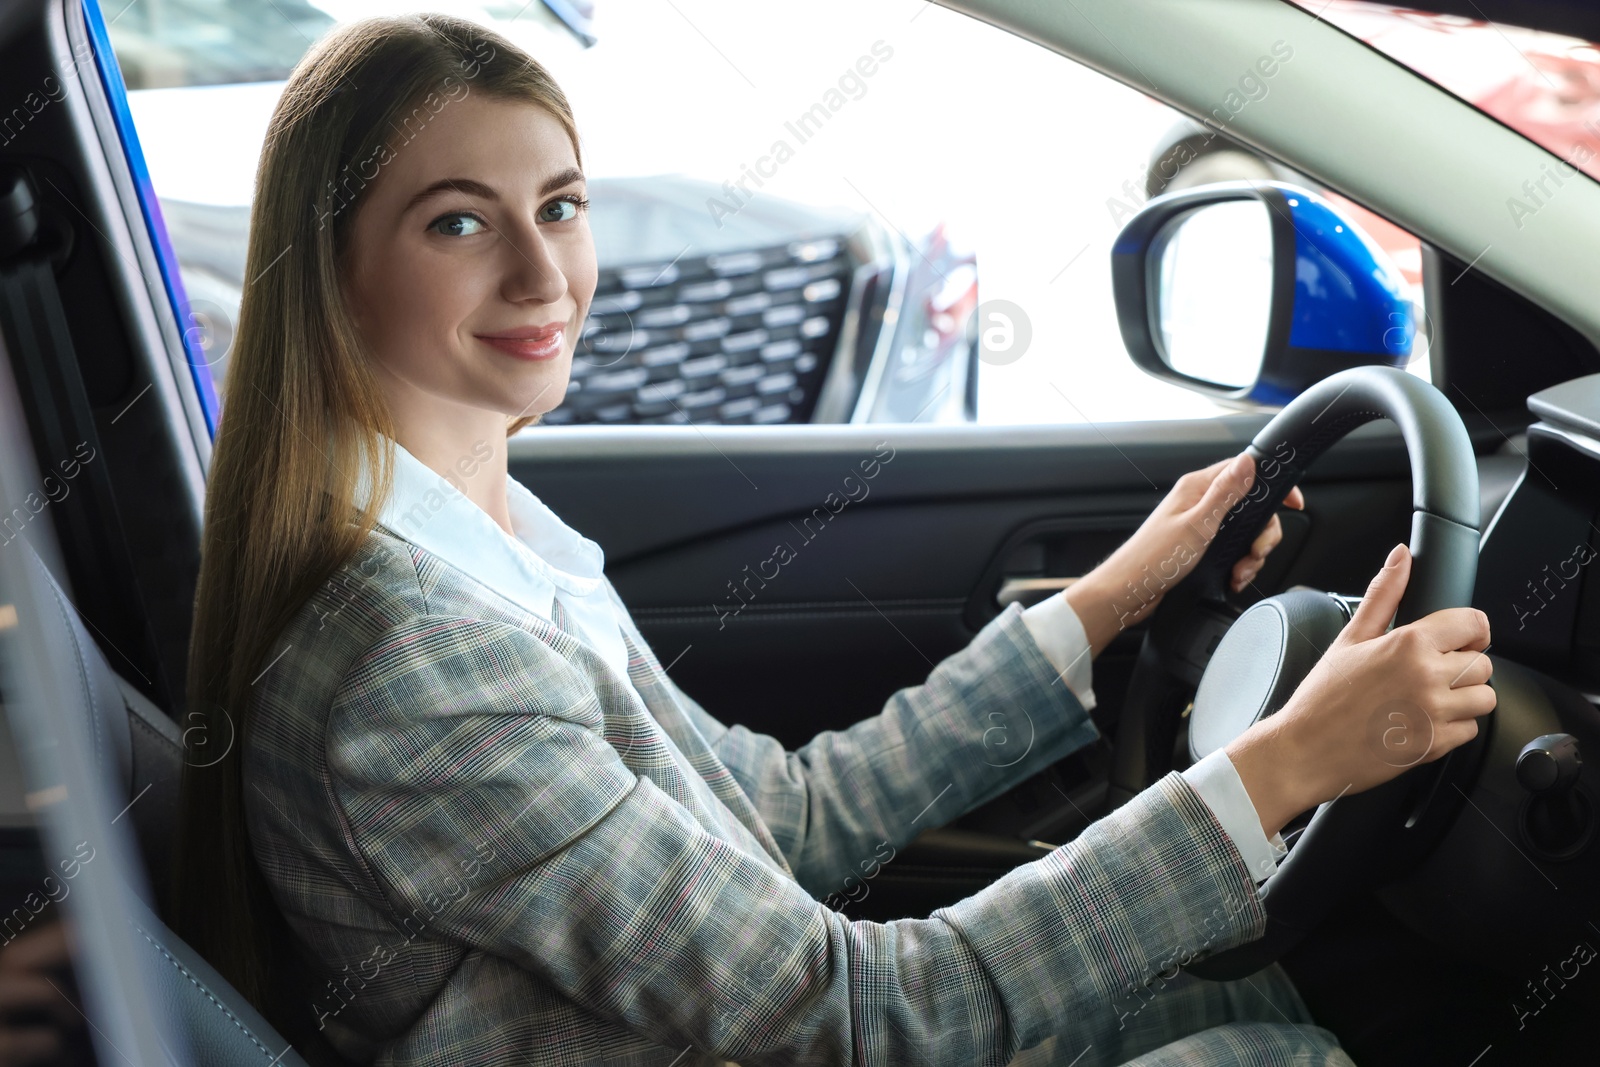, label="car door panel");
[511,416,1515,751]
